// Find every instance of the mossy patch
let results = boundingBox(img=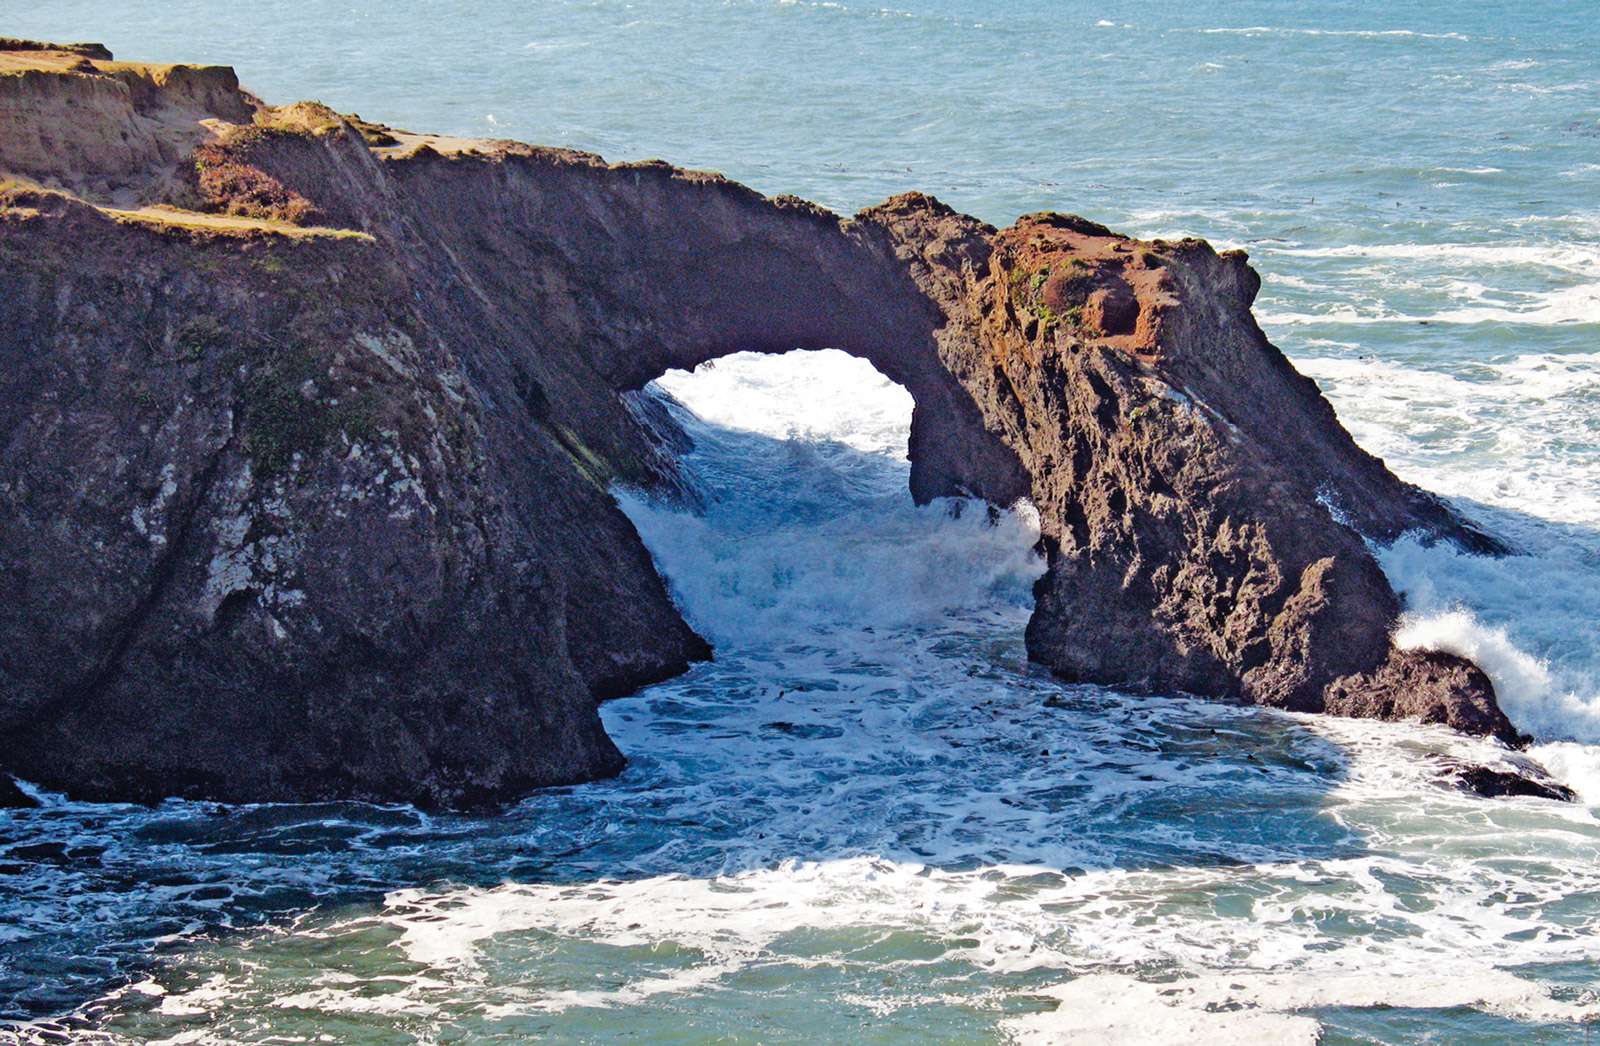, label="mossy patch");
[1007,266,1039,310]
[244,345,377,478]
[1010,260,1097,330]
[1041,261,1096,313]
[228,123,309,148]
[174,313,229,360]
[550,422,612,487]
